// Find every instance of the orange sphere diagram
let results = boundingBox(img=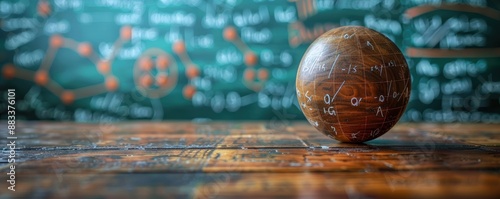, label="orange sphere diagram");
[296,26,411,143]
